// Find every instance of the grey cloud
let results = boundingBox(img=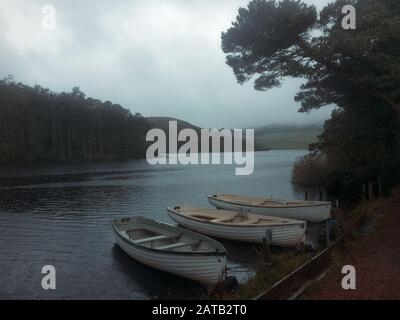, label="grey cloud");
[0,0,333,128]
